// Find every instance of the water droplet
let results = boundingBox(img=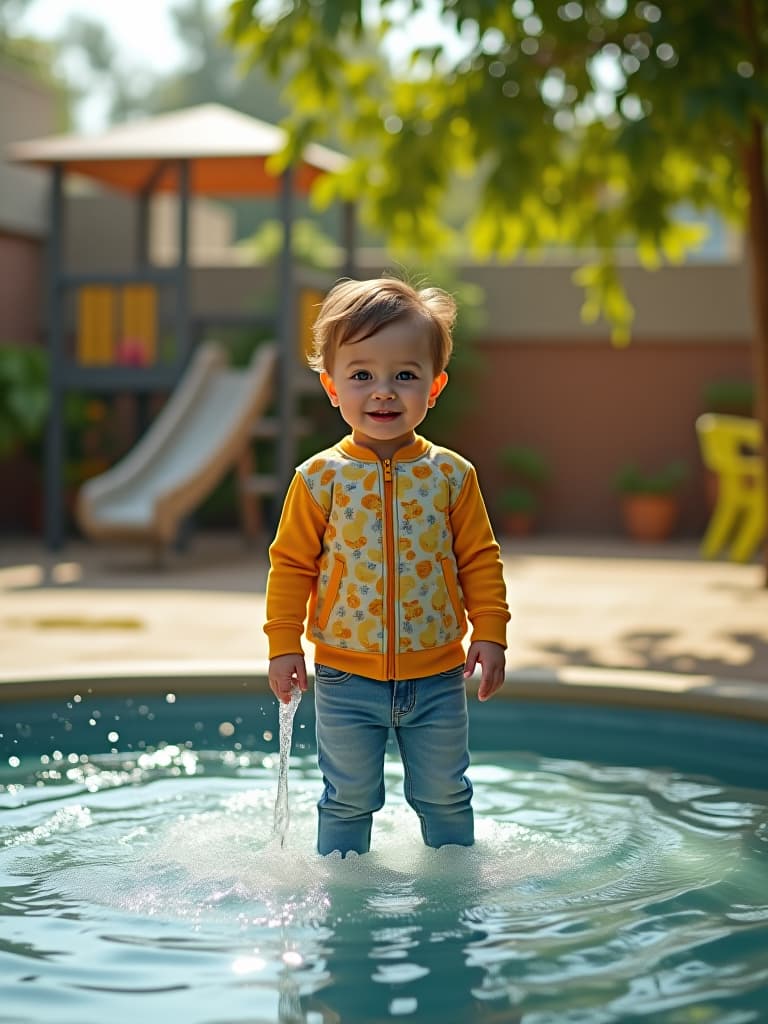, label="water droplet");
[232,955,266,975]
[390,997,418,1015]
